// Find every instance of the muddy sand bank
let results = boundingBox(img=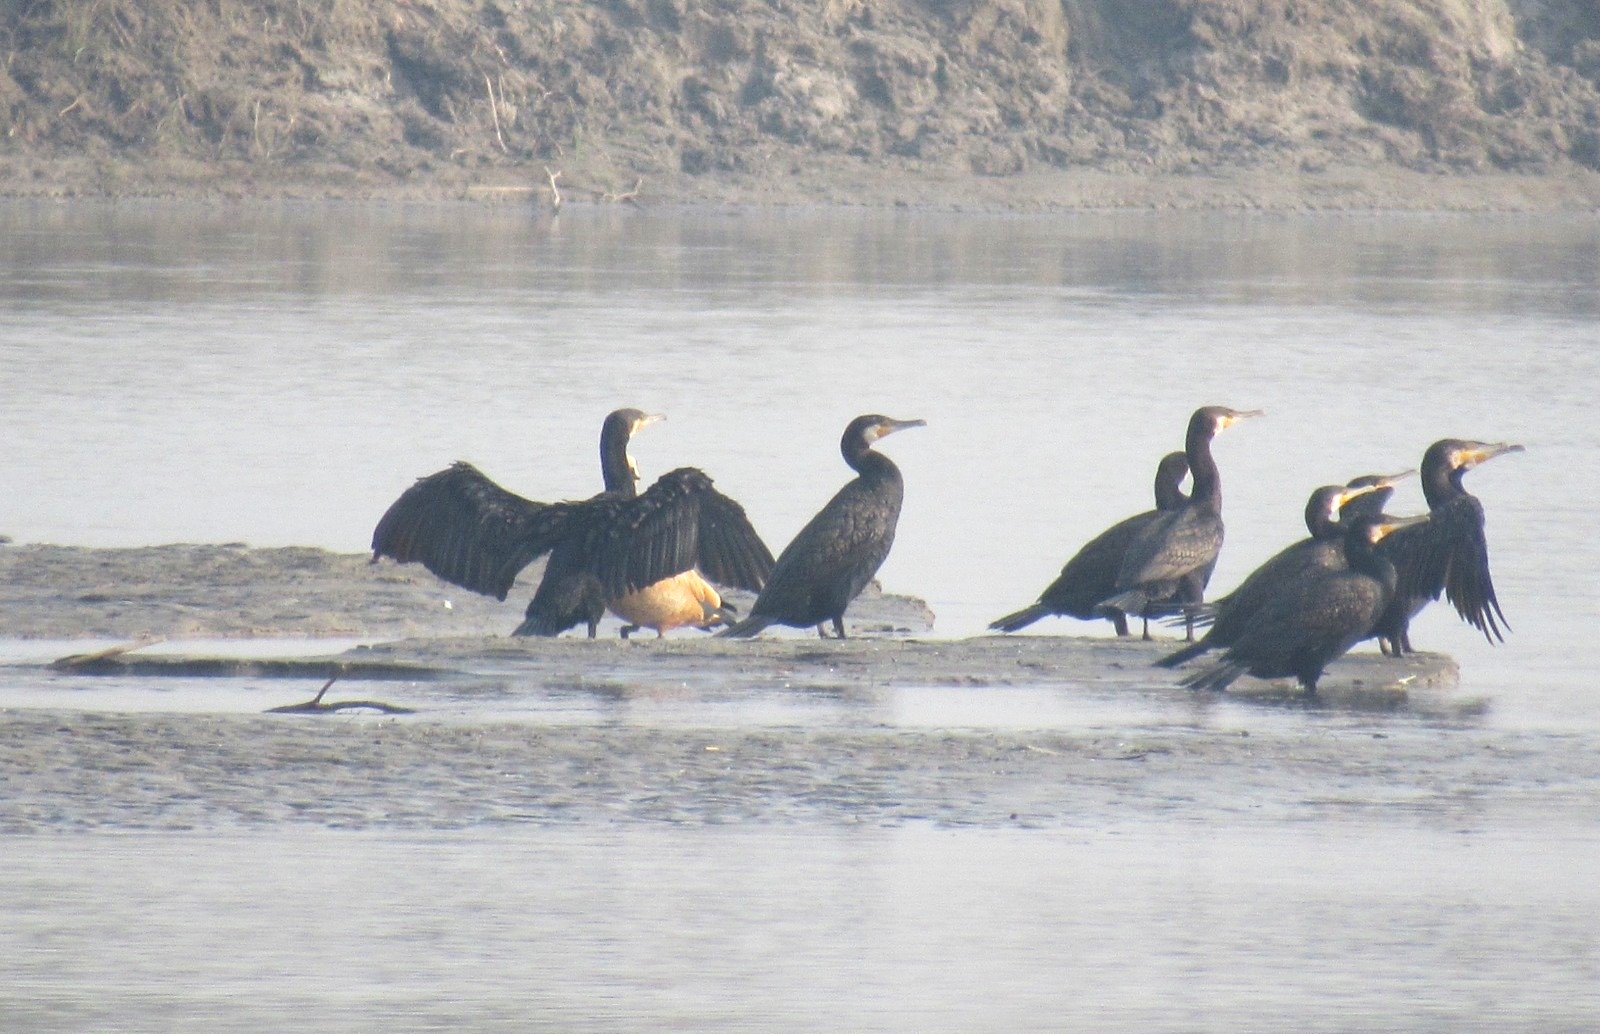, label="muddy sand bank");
[2,543,1455,705]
